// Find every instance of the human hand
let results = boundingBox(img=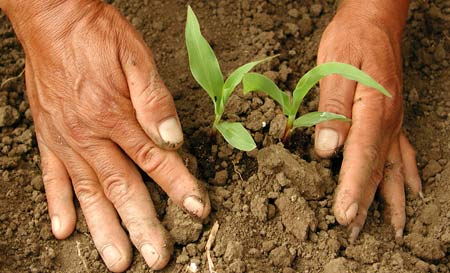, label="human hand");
[314,0,421,242]
[2,0,210,271]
